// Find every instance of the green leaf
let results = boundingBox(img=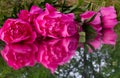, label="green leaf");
[87,43,96,52]
[44,0,57,5]
[84,44,89,53]
[82,24,97,40]
[64,0,84,13]
[85,13,97,23]
[28,1,34,10]
[80,2,92,11]
[61,0,66,12]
